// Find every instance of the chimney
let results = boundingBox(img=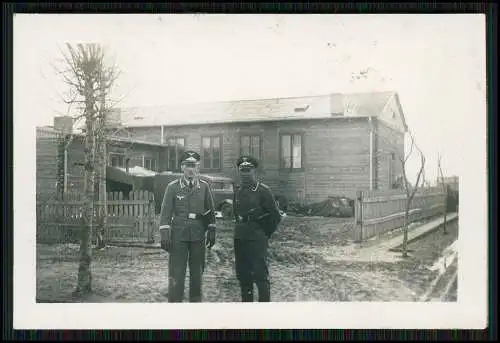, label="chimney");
[53,116,73,135]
